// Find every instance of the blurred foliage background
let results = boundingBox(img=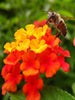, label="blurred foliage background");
[0,0,75,100]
